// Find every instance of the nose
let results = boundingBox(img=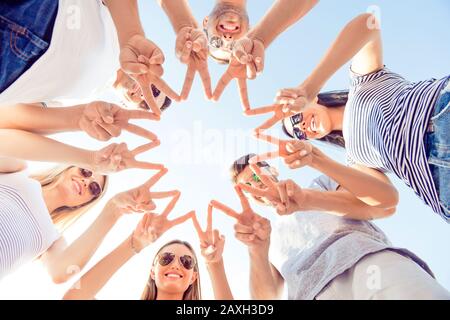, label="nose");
[223,33,233,40]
